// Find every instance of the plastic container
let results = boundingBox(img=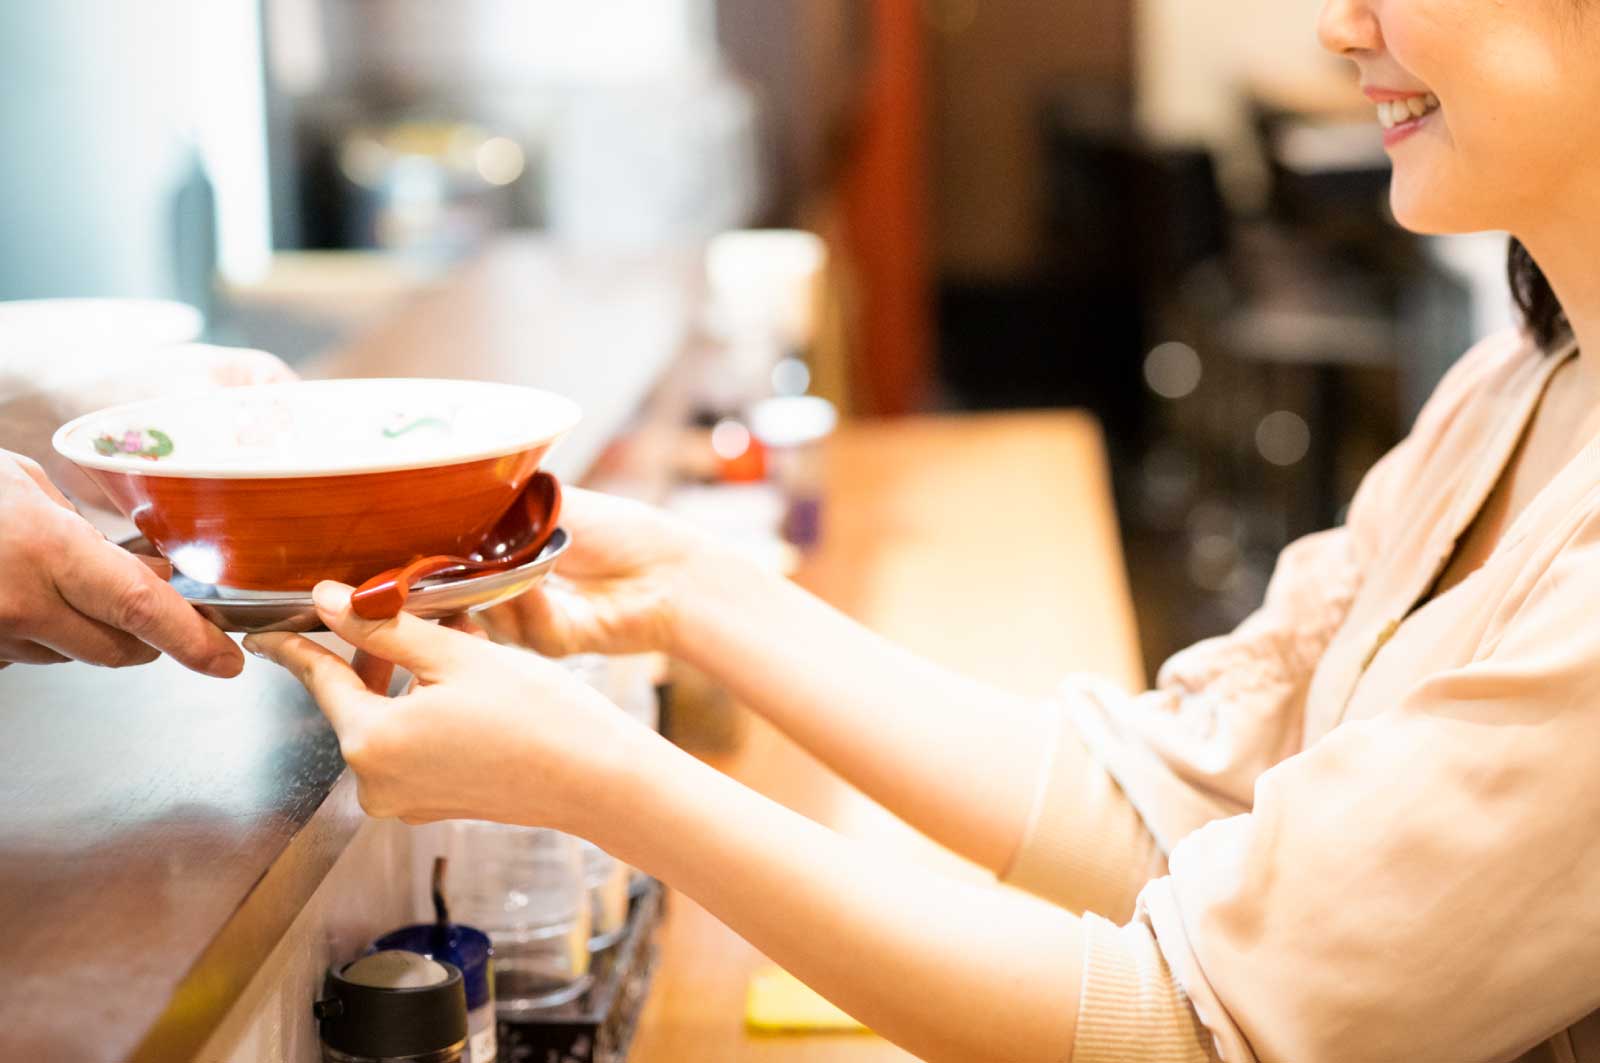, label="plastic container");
[579,841,630,951]
[445,824,592,1014]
